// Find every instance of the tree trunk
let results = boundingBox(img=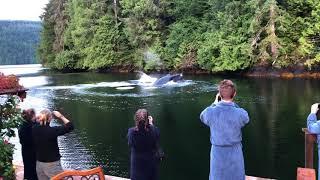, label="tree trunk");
[269,2,278,65]
[113,0,118,24]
